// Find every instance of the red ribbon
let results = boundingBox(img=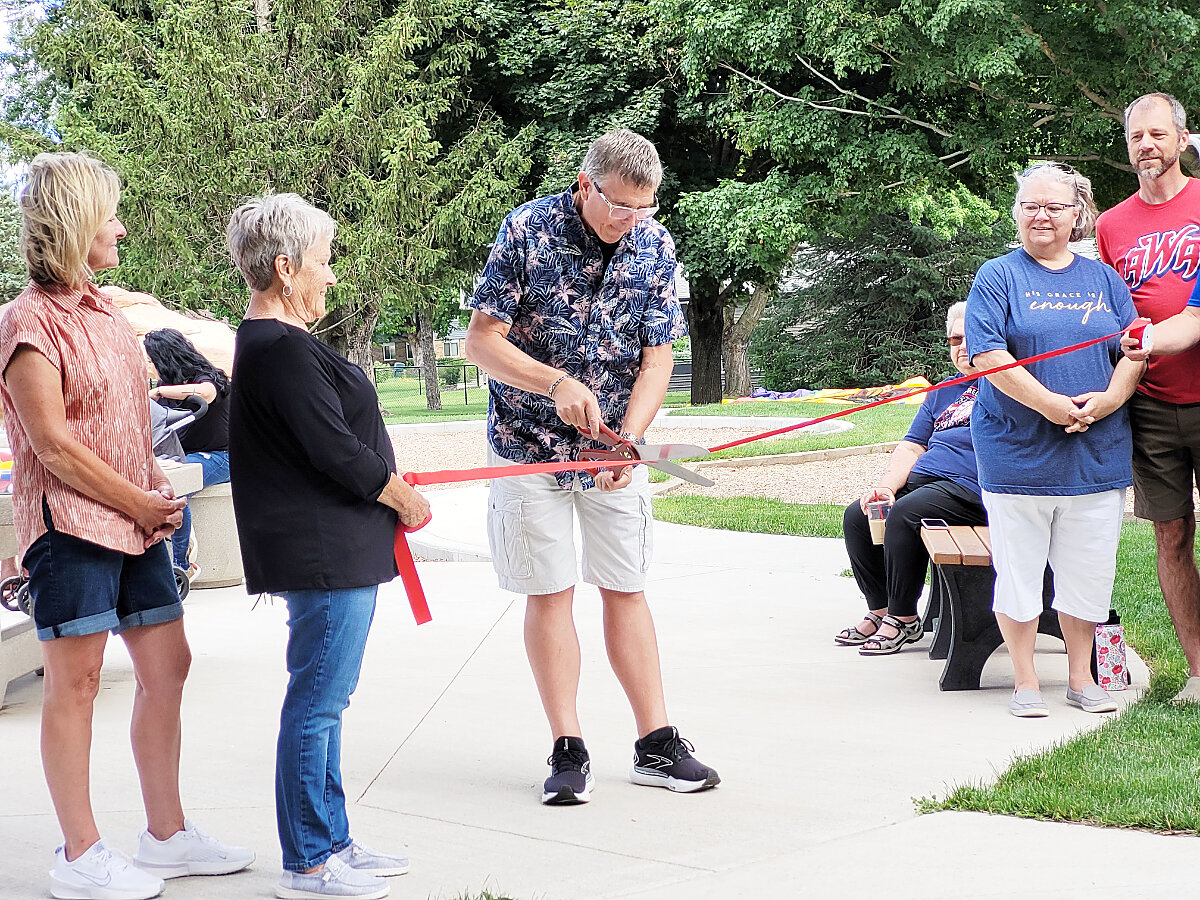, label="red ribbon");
[392,320,1146,622]
[393,472,434,625]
